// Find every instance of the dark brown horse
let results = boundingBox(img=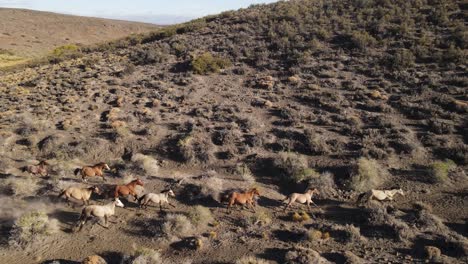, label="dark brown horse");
[114,178,144,201]
[23,160,49,177]
[74,162,110,182]
[227,188,260,213]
